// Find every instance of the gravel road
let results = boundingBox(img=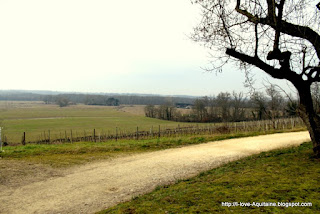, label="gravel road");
[0,131,310,214]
